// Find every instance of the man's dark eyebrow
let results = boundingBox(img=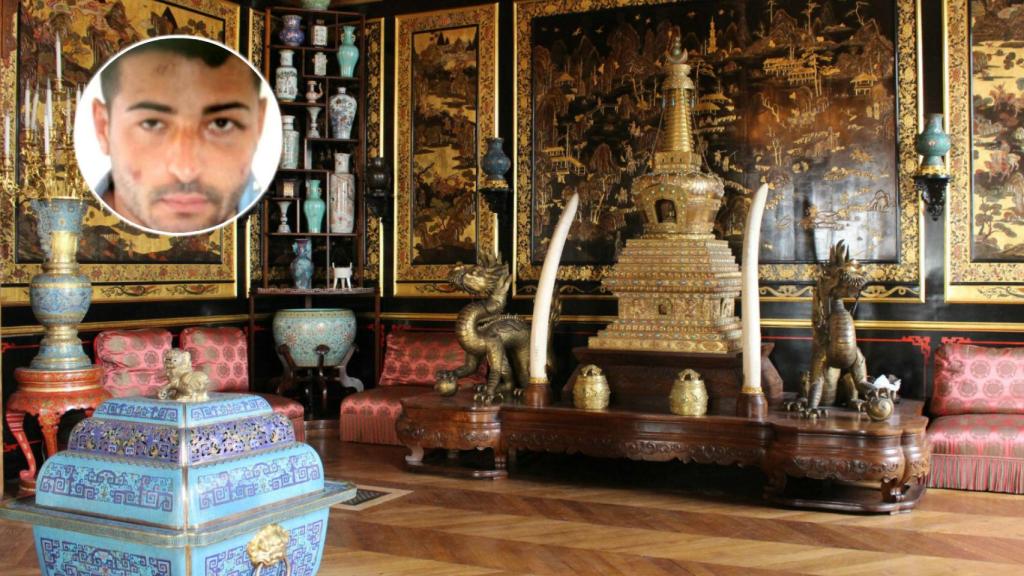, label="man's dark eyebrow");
[203,102,250,114]
[126,101,174,113]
